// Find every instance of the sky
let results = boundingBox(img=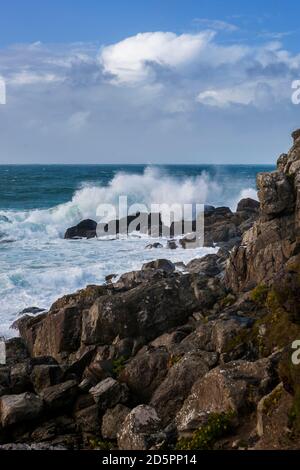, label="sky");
[0,0,300,164]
